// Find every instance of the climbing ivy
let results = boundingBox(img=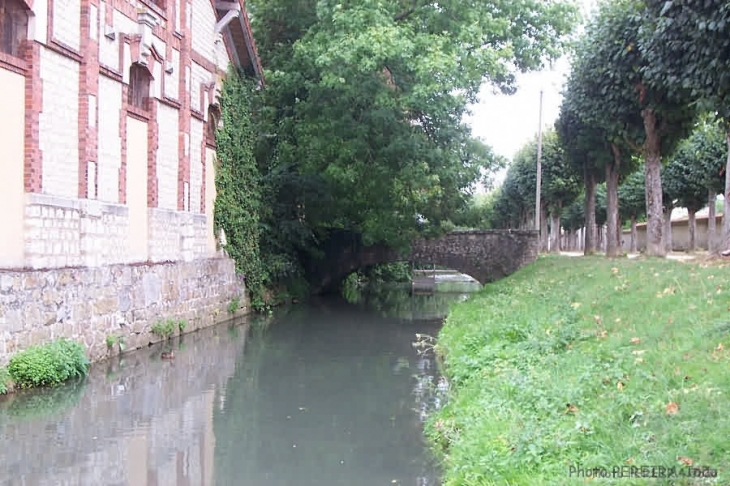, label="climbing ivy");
[214,68,265,298]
